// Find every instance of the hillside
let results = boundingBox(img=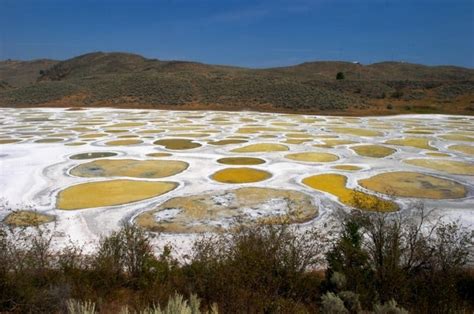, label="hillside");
[1,52,473,115]
[0,59,58,88]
